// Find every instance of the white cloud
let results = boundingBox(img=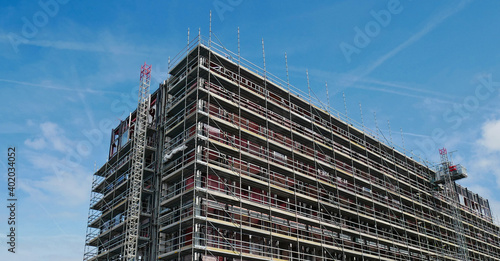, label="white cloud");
[24,137,47,150]
[24,121,71,153]
[20,152,92,207]
[8,234,84,261]
[21,122,93,206]
[40,122,72,153]
[478,119,500,152]
[462,118,500,206]
[15,121,91,261]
